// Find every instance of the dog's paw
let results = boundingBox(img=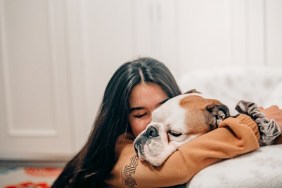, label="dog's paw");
[206,104,230,129]
[235,100,281,146]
